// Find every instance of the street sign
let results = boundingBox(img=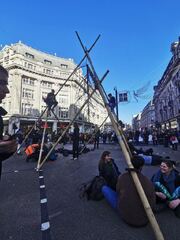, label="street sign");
[119,92,128,102]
